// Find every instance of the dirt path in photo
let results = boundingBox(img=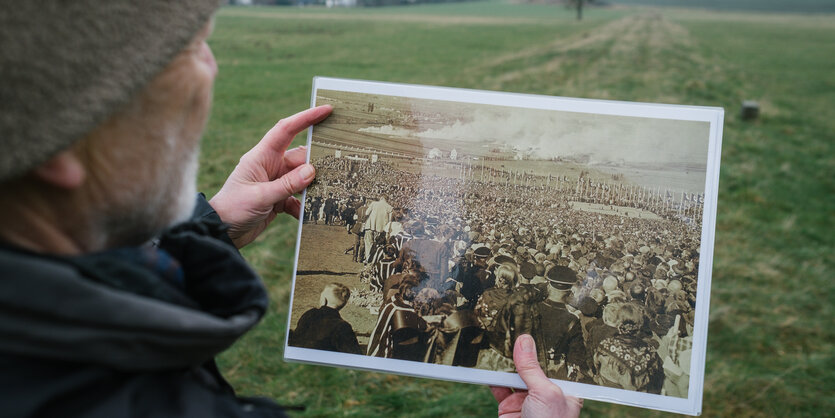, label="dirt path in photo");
[291,224,377,344]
